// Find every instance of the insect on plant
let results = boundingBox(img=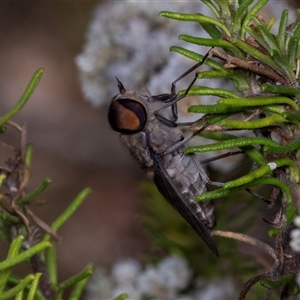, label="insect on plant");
[108,50,223,256]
